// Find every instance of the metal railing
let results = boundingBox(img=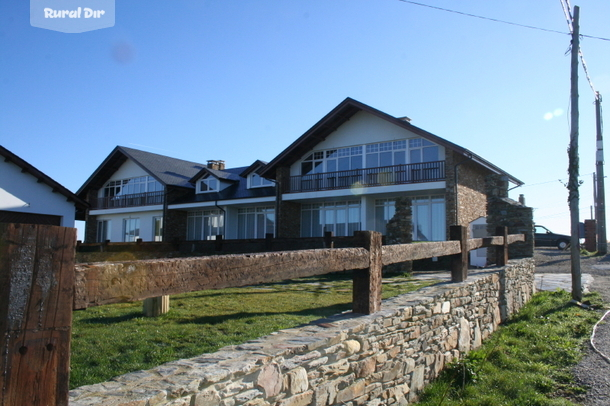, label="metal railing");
[92,191,164,209]
[288,161,445,193]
